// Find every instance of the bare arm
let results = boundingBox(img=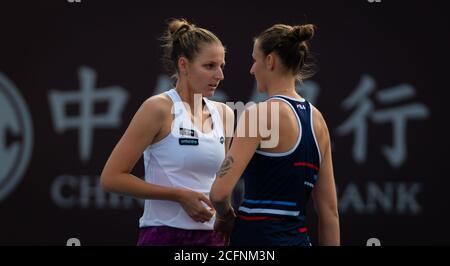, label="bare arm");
[214,102,245,209]
[101,96,180,199]
[210,104,261,217]
[311,108,340,246]
[100,96,213,222]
